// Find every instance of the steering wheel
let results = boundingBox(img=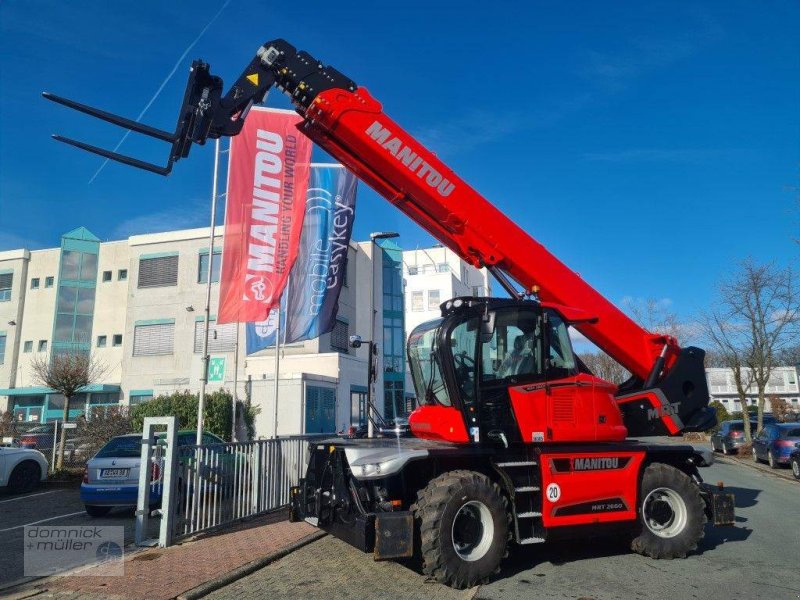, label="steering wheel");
[453,352,475,371]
